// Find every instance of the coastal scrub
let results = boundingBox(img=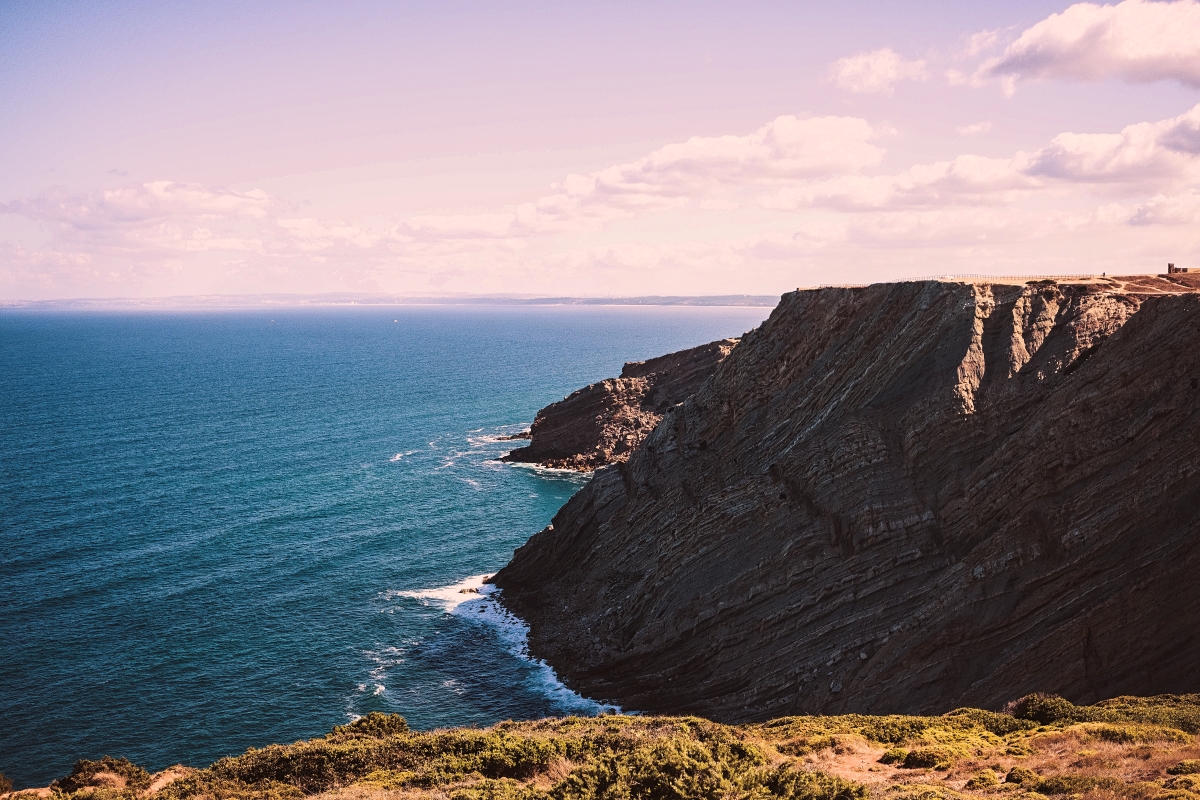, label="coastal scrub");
[19,695,1200,800]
